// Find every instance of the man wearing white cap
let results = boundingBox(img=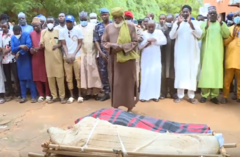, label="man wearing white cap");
[18,12,33,33]
[89,13,98,24]
[78,11,102,100]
